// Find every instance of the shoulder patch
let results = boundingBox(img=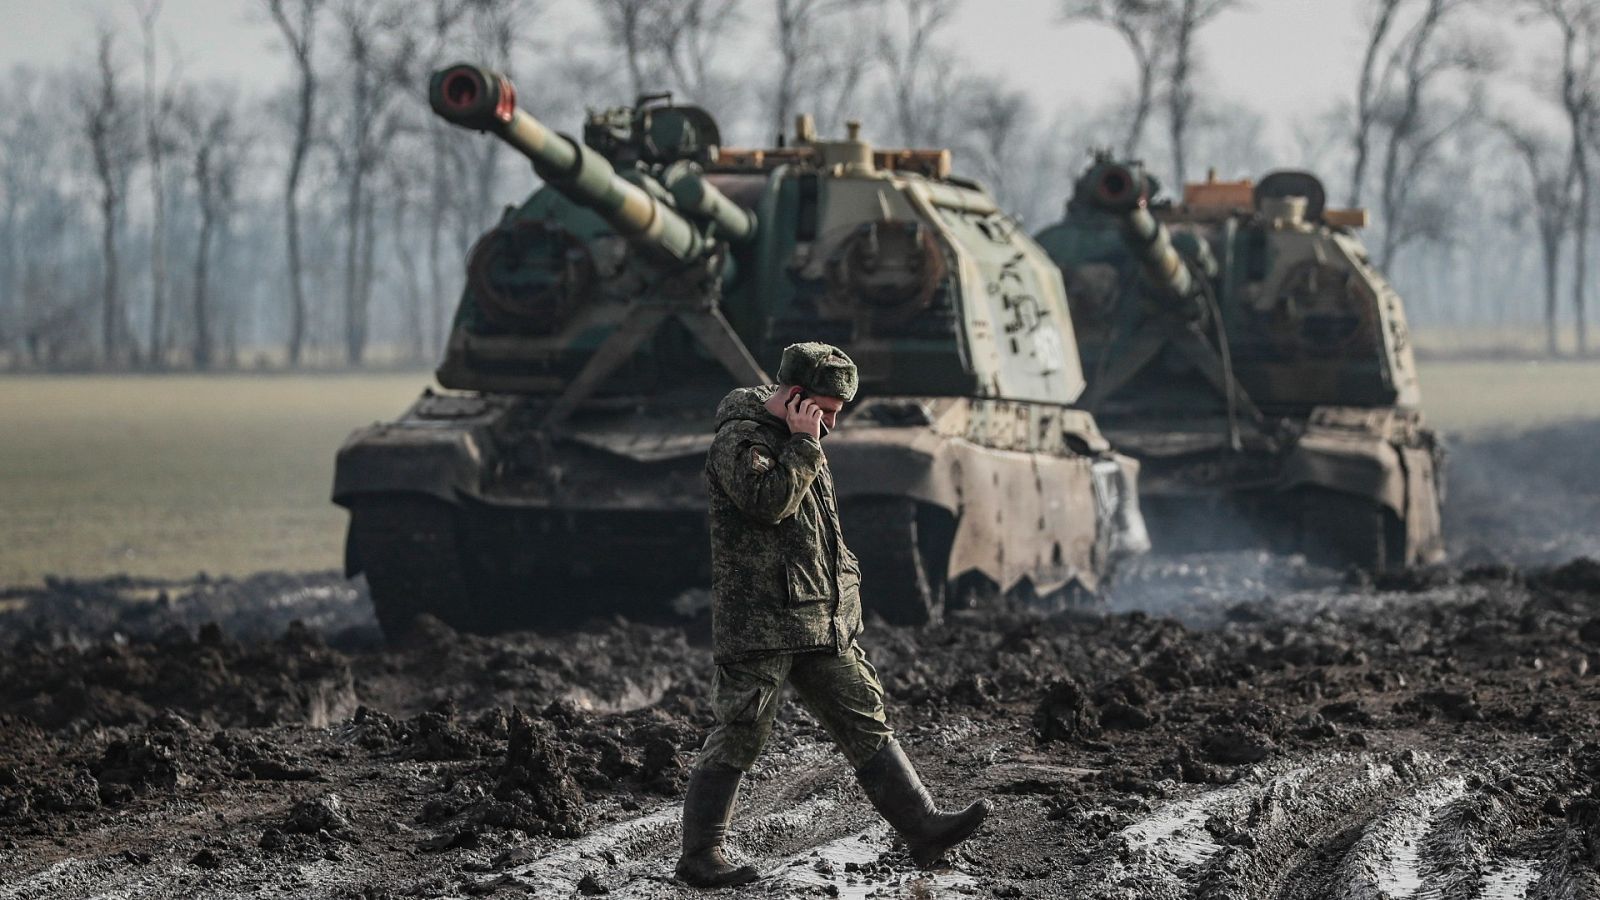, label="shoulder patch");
[749,445,775,474]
